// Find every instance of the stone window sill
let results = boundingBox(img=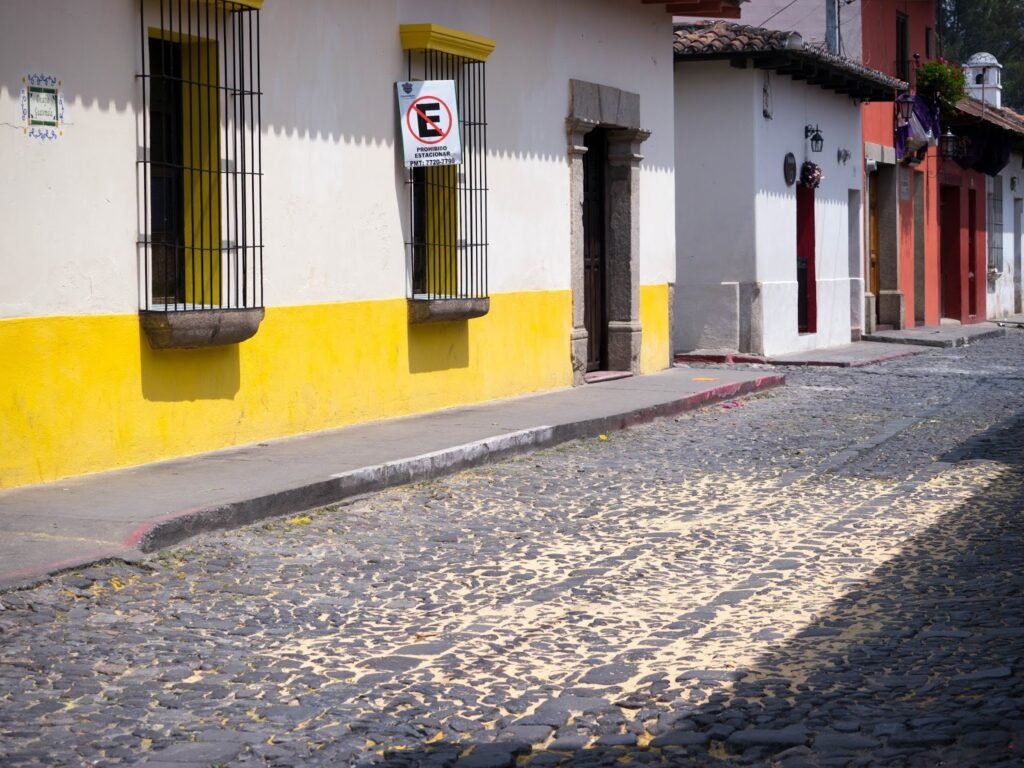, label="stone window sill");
[408,298,489,324]
[140,308,265,349]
